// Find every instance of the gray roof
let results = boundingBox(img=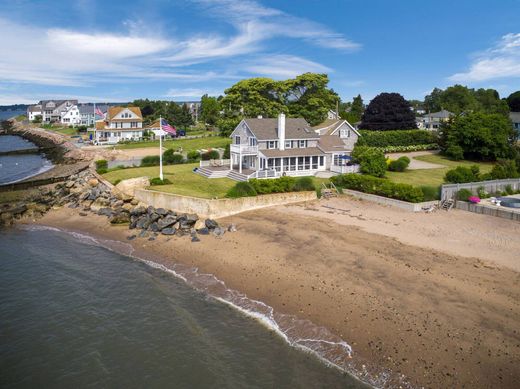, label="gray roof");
[78,104,109,114]
[39,99,78,109]
[509,112,520,123]
[244,118,318,140]
[259,147,324,158]
[317,135,351,153]
[422,109,453,119]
